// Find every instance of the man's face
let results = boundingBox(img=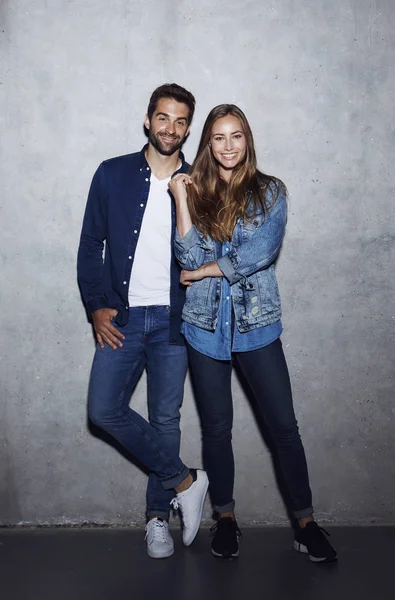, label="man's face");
[145,98,190,156]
